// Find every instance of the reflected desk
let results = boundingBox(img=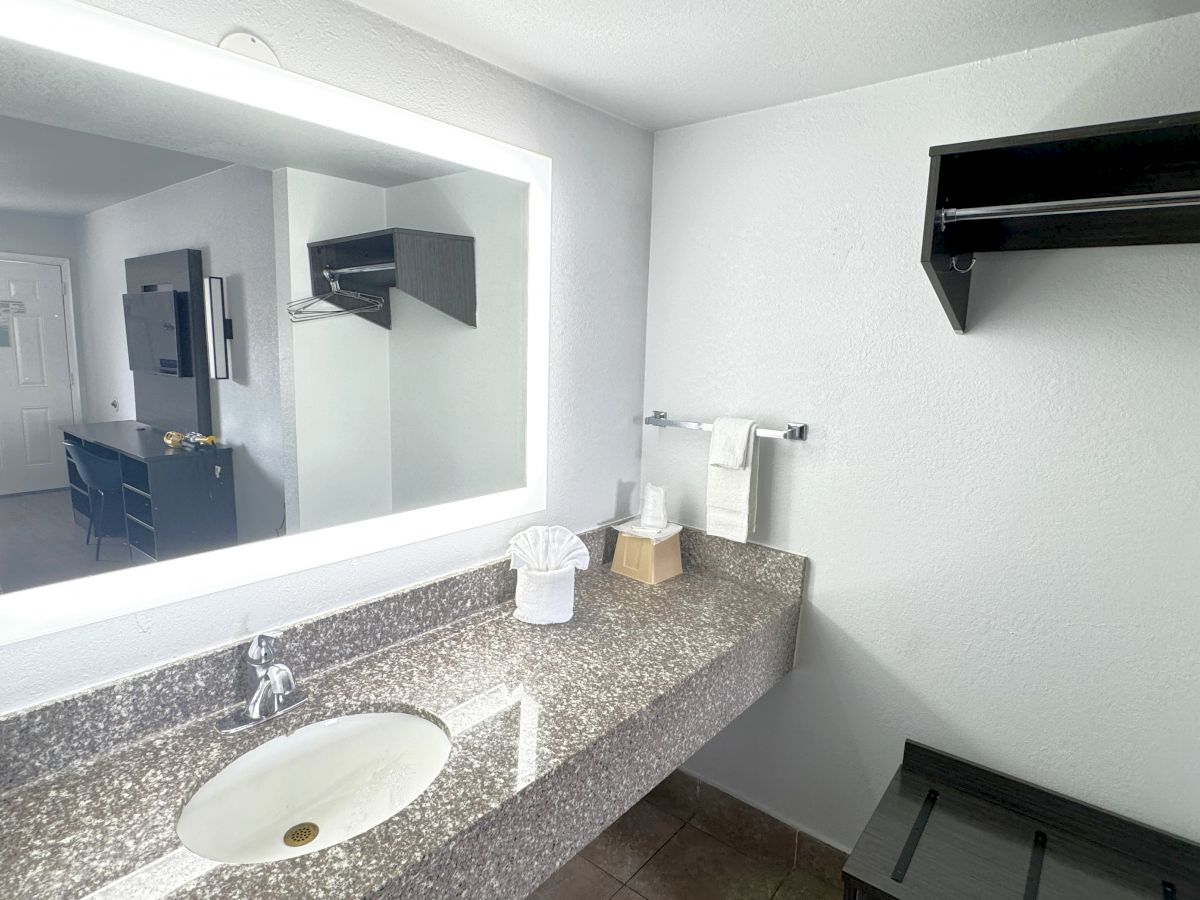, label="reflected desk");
[63,421,237,563]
